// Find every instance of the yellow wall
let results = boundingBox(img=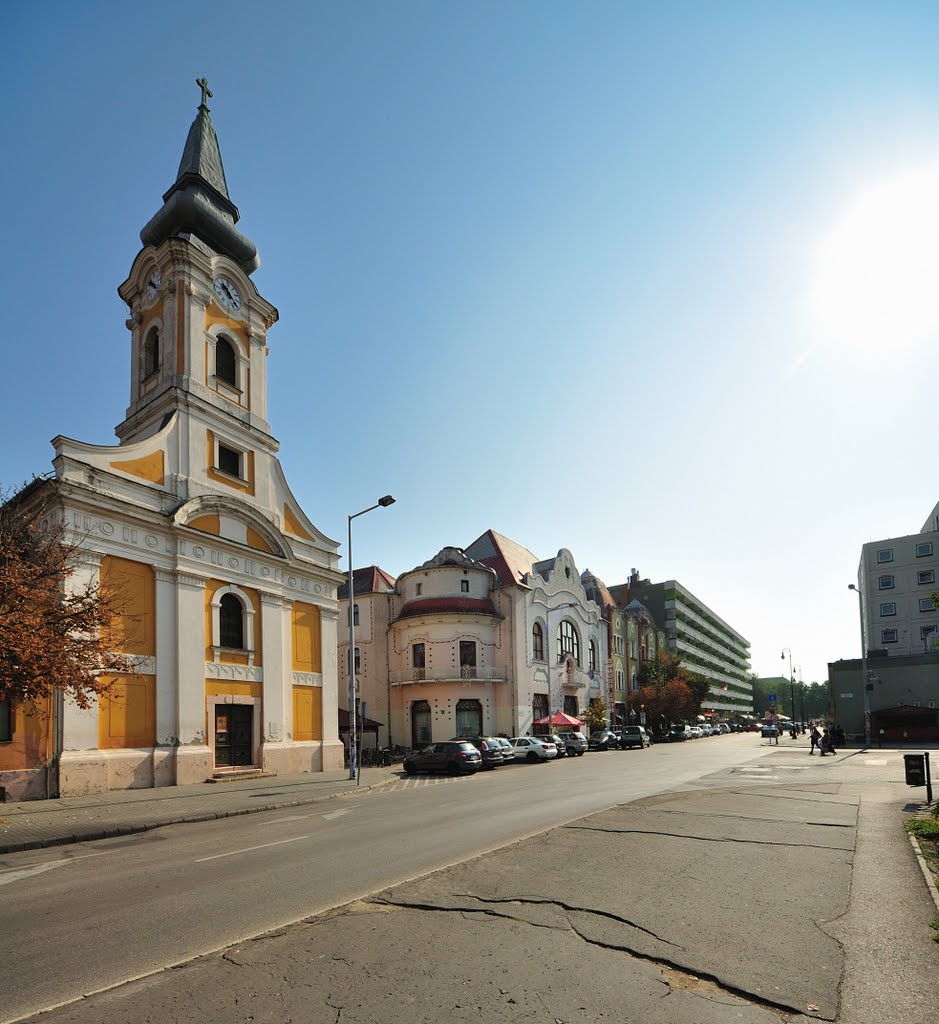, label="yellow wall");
[101,556,156,656]
[246,526,273,552]
[283,504,312,540]
[204,579,262,665]
[108,450,165,484]
[292,602,322,672]
[292,686,323,741]
[189,513,221,535]
[0,701,51,771]
[205,680,263,699]
[98,676,156,749]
